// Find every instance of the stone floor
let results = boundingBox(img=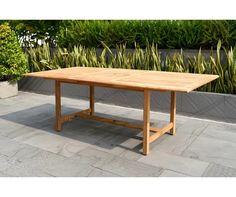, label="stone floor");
[0,91,236,177]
